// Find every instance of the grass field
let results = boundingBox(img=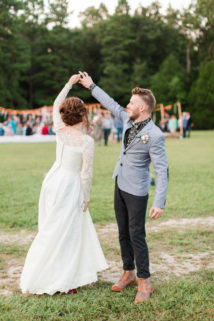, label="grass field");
[0,131,214,321]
